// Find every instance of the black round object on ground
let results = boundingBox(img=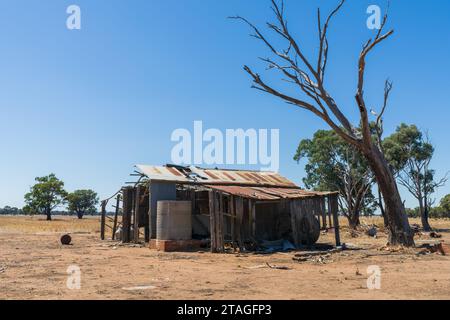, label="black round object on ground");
[60,234,72,245]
